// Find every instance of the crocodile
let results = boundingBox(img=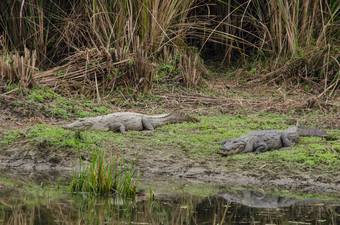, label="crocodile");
[62,112,199,134]
[218,126,328,155]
